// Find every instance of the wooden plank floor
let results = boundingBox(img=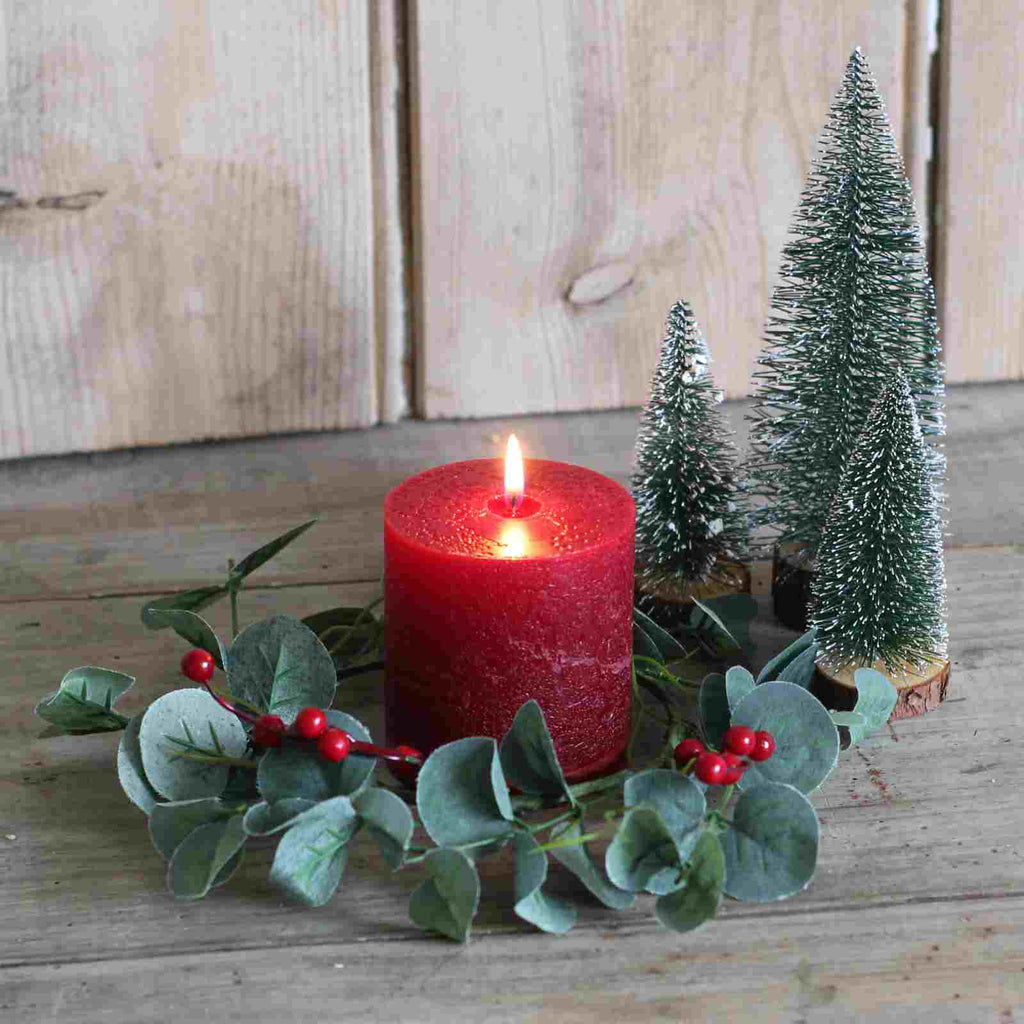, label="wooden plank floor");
[2,382,1023,1022]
